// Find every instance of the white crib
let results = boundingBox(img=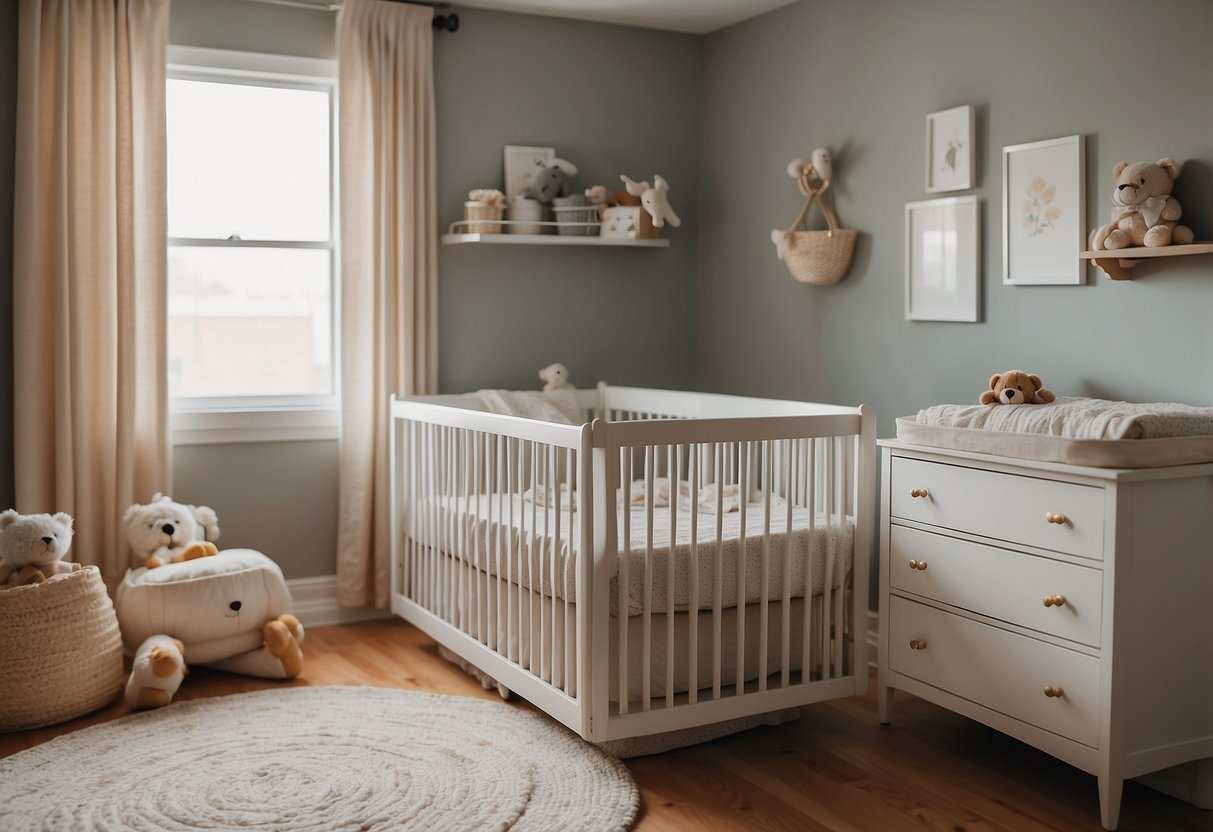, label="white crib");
[388,384,875,747]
